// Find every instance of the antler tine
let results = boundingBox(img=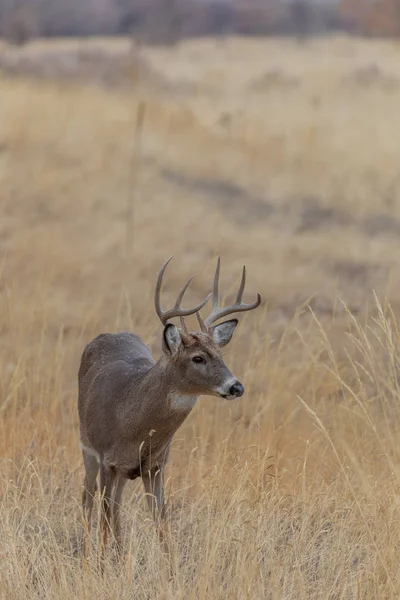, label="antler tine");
[155,257,211,326]
[212,256,221,311]
[154,256,174,324]
[196,311,208,333]
[175,276,194,309]
[180,316,189,335]
[244,292,262,311]
[203,261,261,328]
[235,265,246,304]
